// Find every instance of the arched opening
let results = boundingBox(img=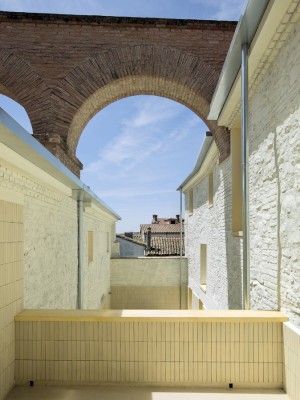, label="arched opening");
[68,75,217,158]
[77,94,209,233]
